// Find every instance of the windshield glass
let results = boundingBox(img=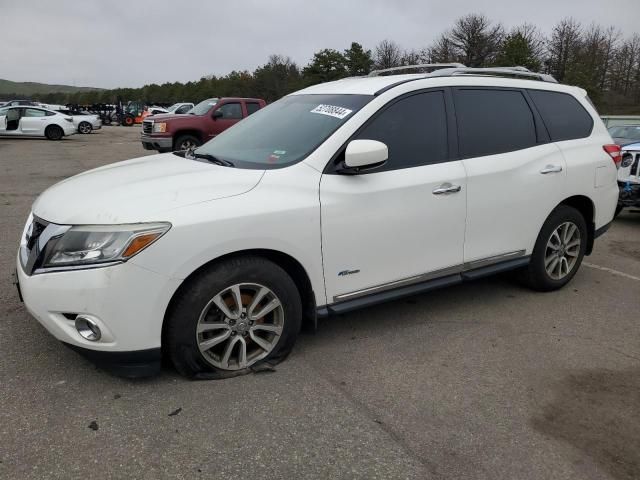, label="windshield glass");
[609,125,640,140]
[195,94,372,169]
[190,98,218,115]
